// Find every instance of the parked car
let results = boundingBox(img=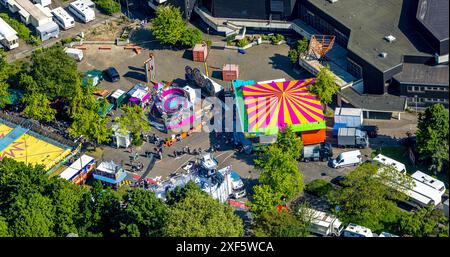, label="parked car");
[360,125,378,138]
[103,67,120,82]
